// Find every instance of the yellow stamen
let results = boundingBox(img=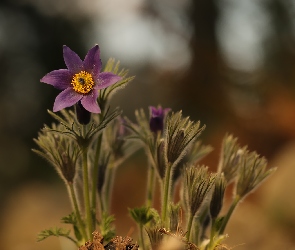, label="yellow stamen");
[71,71,95,94]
